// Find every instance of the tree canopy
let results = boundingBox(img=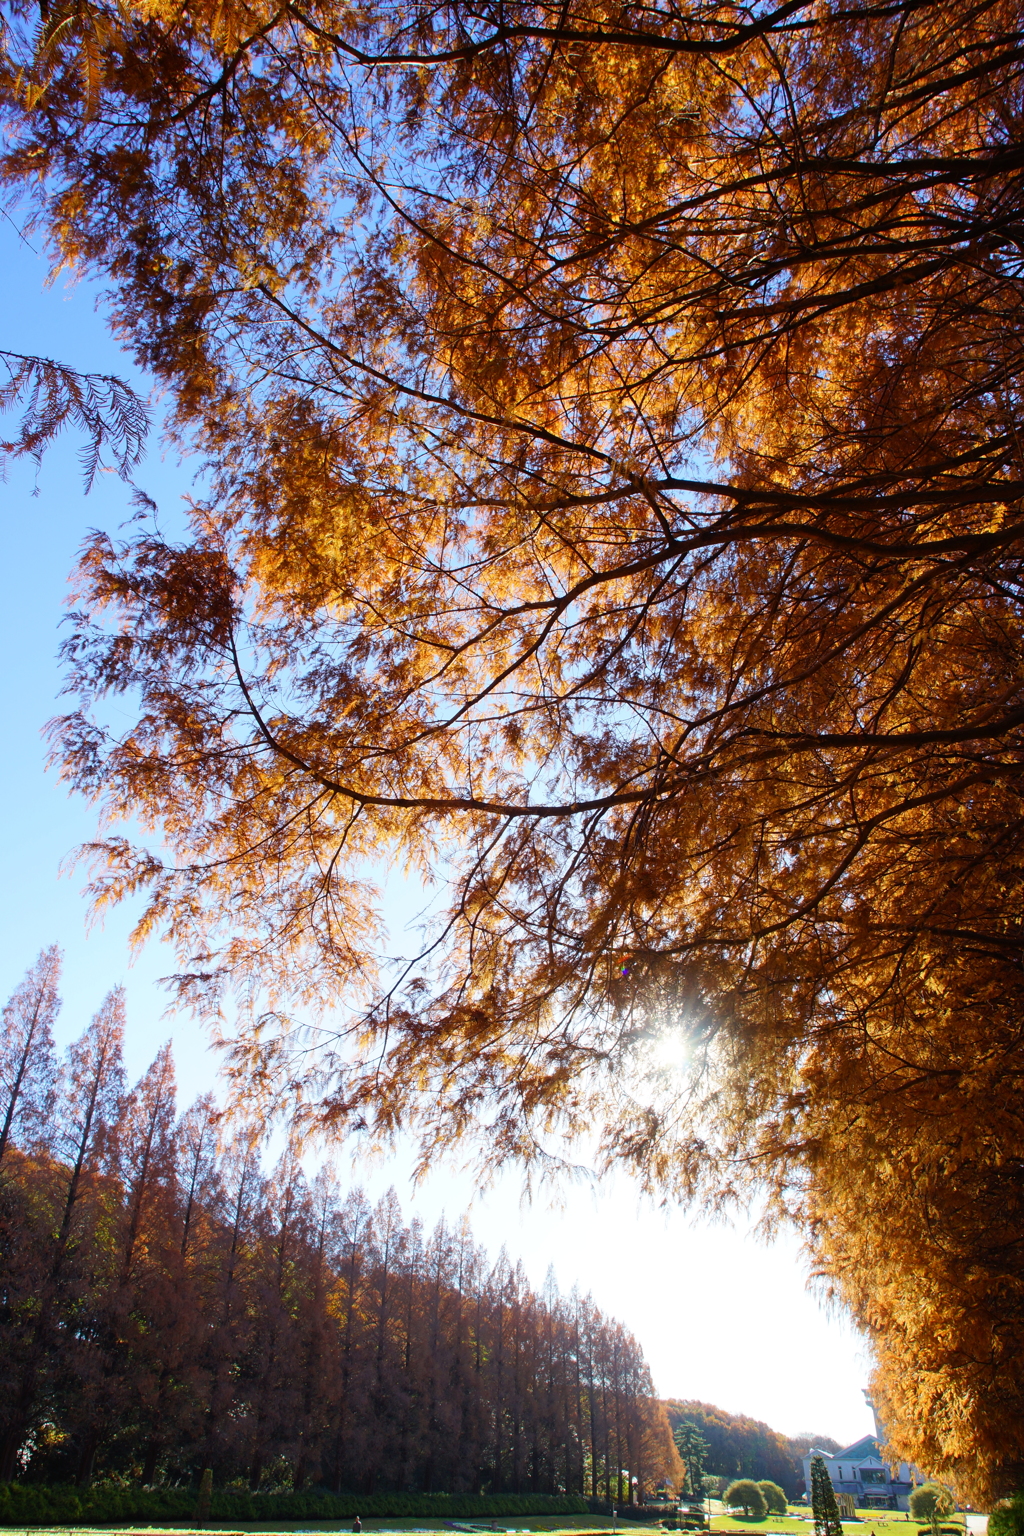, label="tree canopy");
[2,0,1023,1498]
